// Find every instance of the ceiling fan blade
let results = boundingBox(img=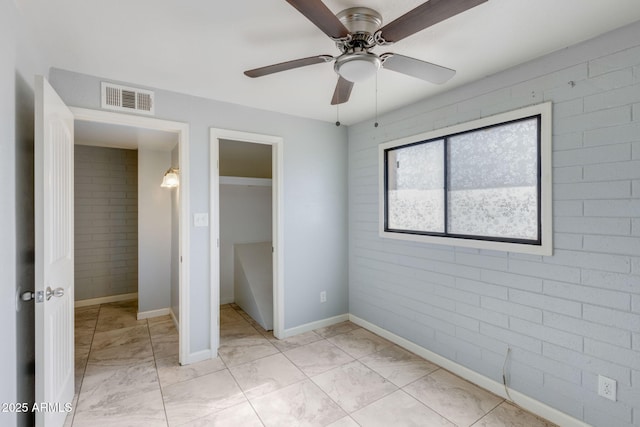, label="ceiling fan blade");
[285,0,350,39]
[382,53,455,84]
[245,55,333,78]
[331,77,354,105]
[378,0,487,43]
